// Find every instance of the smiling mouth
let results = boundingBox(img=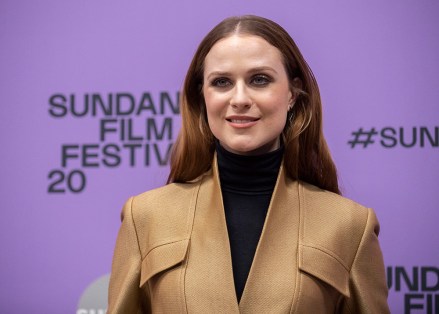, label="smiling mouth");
[225,117,260,128]
[226,118,260,123]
